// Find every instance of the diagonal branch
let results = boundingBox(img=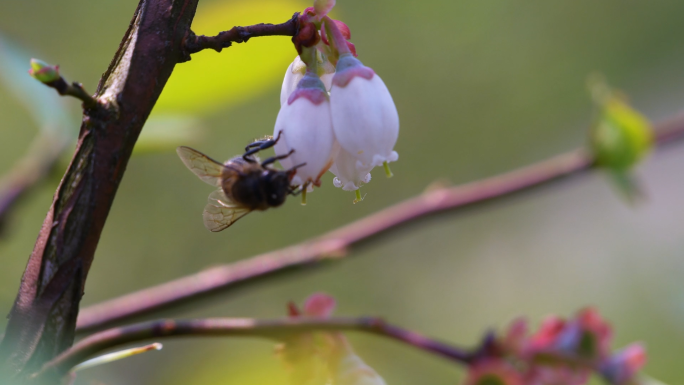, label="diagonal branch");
[39,317,473,379]
[76,112,684,333]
